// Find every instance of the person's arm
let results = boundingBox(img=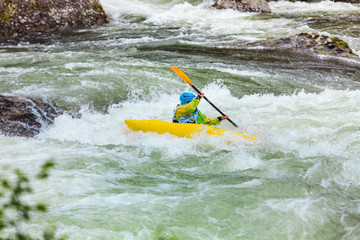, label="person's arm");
[197,111,218,125]
[197,111,229,125]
